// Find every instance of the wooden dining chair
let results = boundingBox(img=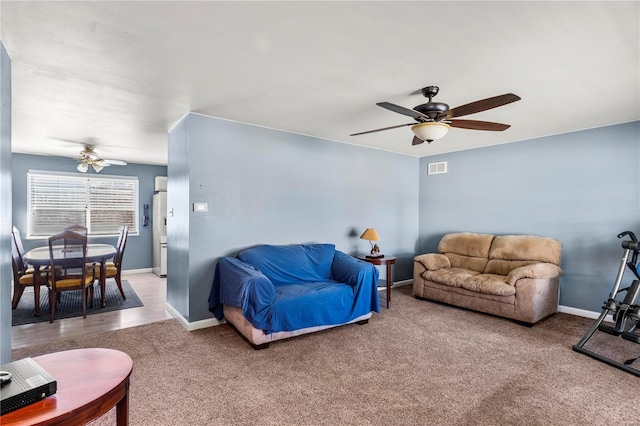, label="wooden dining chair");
[47,230,96,323]
[11,236,48,309]
[12,226,33,273]
[64,224,88,236]
[94,225,129,300]
[11,225,54,309]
